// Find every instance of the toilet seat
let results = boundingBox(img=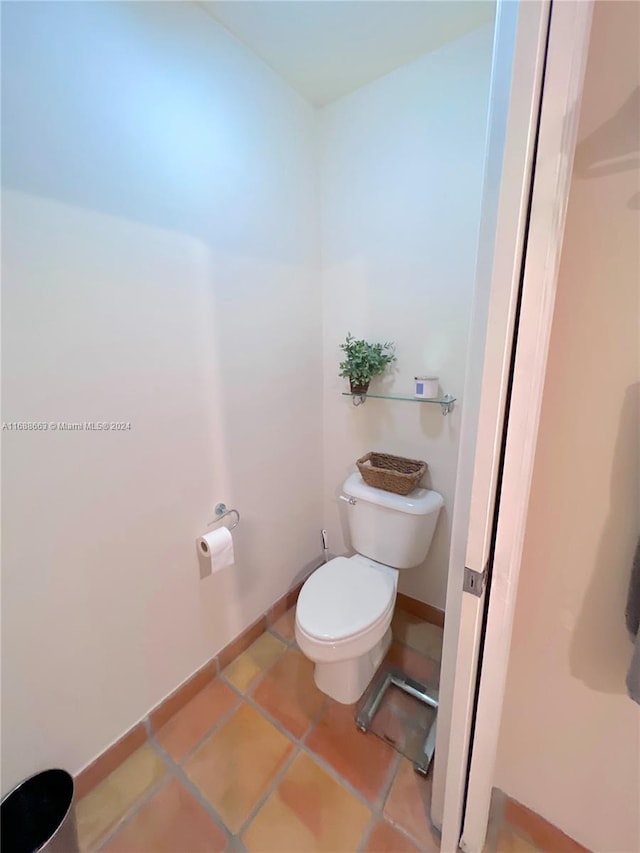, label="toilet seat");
[296,556,396,643]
